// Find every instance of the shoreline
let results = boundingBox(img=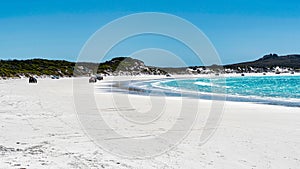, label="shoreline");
[0,71,299,80]
[3,73,300,107]
[94,74,300,108]
[2,73,300,108]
